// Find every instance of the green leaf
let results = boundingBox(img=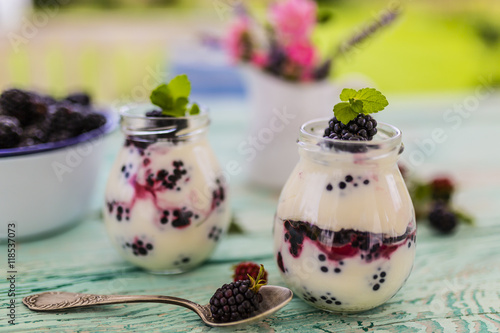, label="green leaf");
[339,88,357,101]
[149,75,198,118]
[189,103,200,115]
[413,182,432,202]
[454,209,475,225]
[353,88,389,114]
[332,87,389,124]
[150,84,174,110]
[350,99,364,114]
[168,74,191,101]
[333,102,358,124]
[174,97,189,112]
